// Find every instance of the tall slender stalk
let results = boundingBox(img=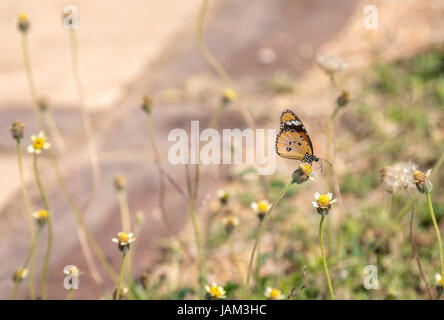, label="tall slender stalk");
[244,181,294,299]
[319,215,335,300]
[41,109,67,153]
[229,233,244,285]
[407,192,433,299]
[69,28,101,198]
[48,152,116,282]
[66,288,74,300]
[196,0,256,130]
[21,32,43,127]
[426,192,444,291]
[28,227,42,300]
[118,189,131,234]
[115,252,127,300]
[431,149,444,178]
[21,24,111,284]
[189,195,205,298]
[14,139,36,298]
[144,112,192,260]
[33,154,53,300]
